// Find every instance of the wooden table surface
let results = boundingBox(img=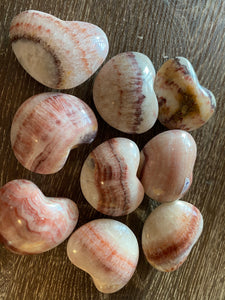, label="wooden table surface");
[0,0,224,299]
